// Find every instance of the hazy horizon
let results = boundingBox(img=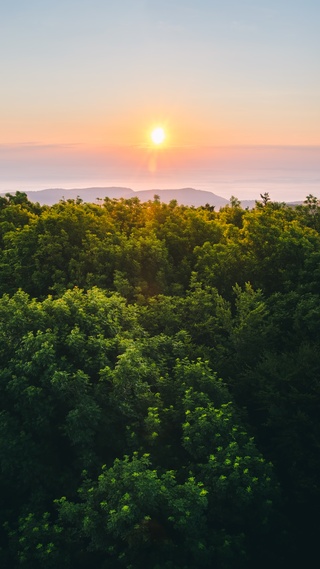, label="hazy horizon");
[1,144,319,203]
